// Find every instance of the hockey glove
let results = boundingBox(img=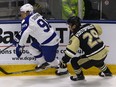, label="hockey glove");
[16,45,24,58]
[62,54,71,63]
[59,54,71,68]
[59,61,67,68]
